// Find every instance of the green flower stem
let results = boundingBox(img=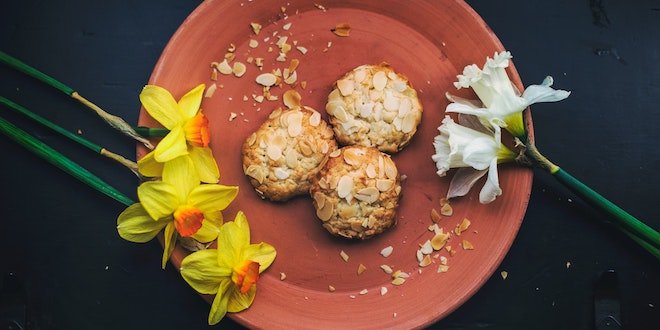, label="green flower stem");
[134,126,169,138]
[0,114,134,206]
[525,141,660,258]
[0,96,140,177]
[0,50,153,149]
